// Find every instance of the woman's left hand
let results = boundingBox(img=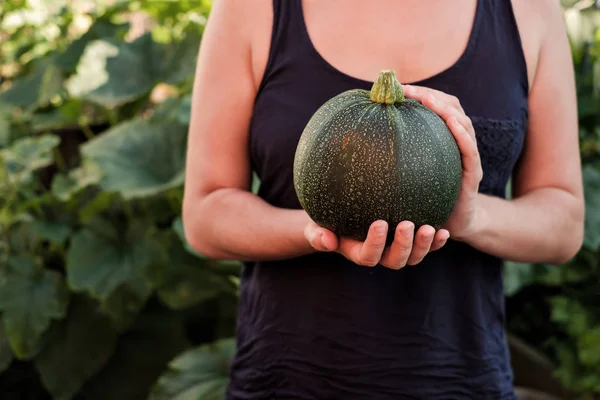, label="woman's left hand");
[402,84,484,240]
